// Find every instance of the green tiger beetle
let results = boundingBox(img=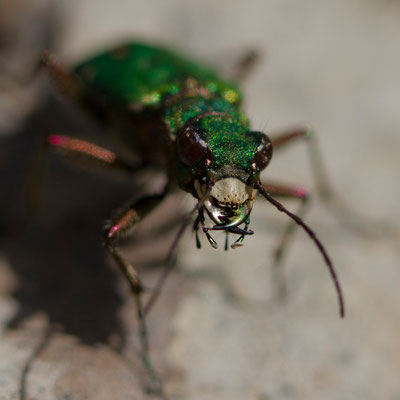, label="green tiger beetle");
[42,42,344,395]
